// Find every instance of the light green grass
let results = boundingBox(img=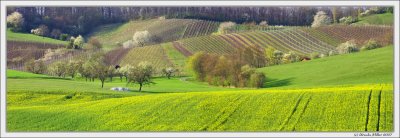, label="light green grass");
[7,84,393,131]
[7,70,235,94]
[259,46,393,88]
[7,29,67,45]
[162,42,187,70]
[355,13,393,25]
